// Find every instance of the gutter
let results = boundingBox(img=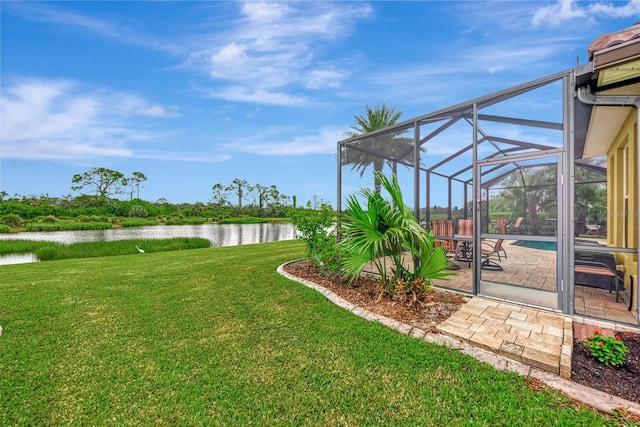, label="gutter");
[576,85,640,107]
